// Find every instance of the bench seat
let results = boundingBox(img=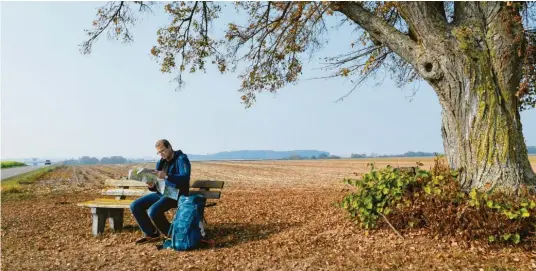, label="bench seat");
[77,198,135,209]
